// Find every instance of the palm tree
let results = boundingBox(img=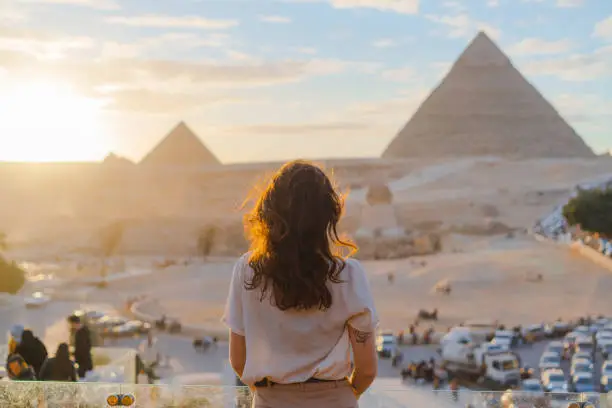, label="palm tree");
[98,221,125,286]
